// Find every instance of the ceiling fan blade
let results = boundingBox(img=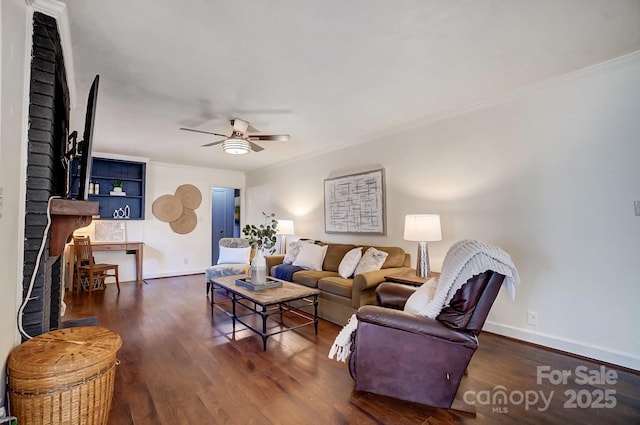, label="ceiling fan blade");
[247,134,290,142]
[248,141,264,152]
[201,139,226,147]
[180,127,228,138]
